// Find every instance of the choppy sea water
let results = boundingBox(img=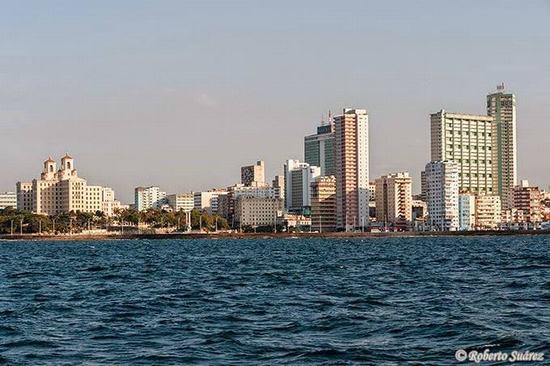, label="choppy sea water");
[0,236,548,365]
